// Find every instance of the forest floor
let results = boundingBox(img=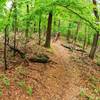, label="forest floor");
[0,38,100,100]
